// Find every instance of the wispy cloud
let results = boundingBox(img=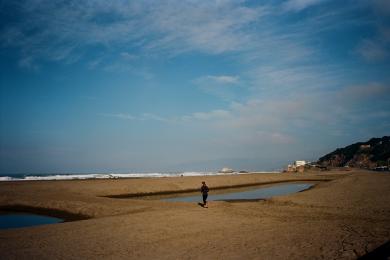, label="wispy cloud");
[0,1,266,68]
[245,63,348,97]
[105,113,170,122]
[120,52,138,61]
[99,80,389,148]
[194,74,243,100]
[205,75,240,84]
[353,1,390,63]
[356,37,390,63]
[100,109,231,123]
[143,1,266,55]
[282,0,327,12]
[181,109,231,121]
[99,113,137,120]
[2,0,387,73]
[209,82,387,138]
[357,40,388,61]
